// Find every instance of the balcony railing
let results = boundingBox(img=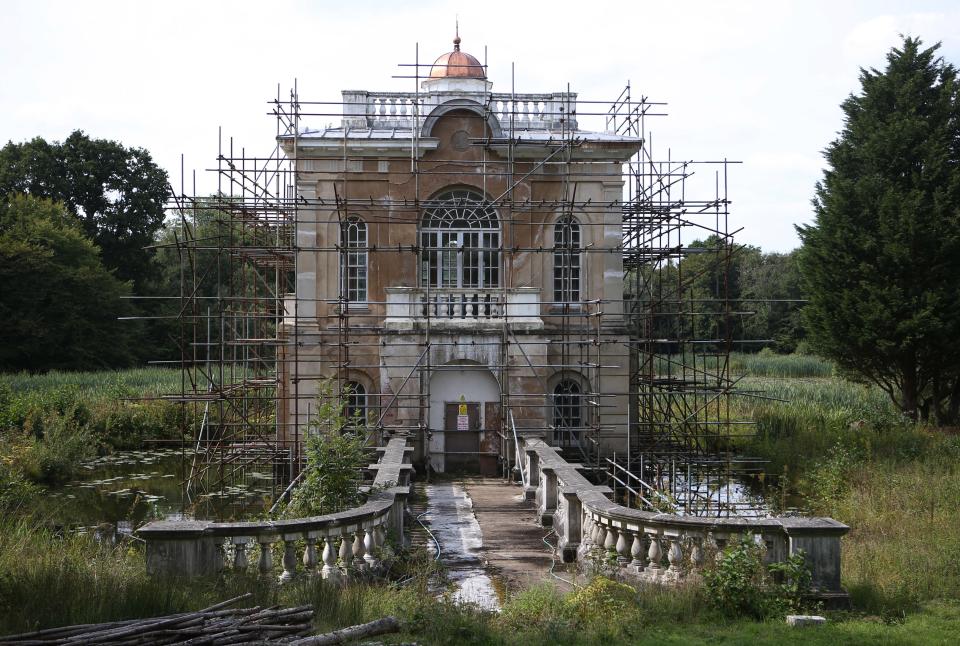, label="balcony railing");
[341,91,579,132]
[385,287,542,330]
